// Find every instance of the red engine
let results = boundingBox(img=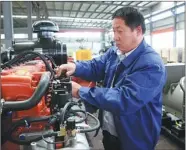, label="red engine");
[1,60,51,119]
[1,56,98,150]
[1,60,51,150]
